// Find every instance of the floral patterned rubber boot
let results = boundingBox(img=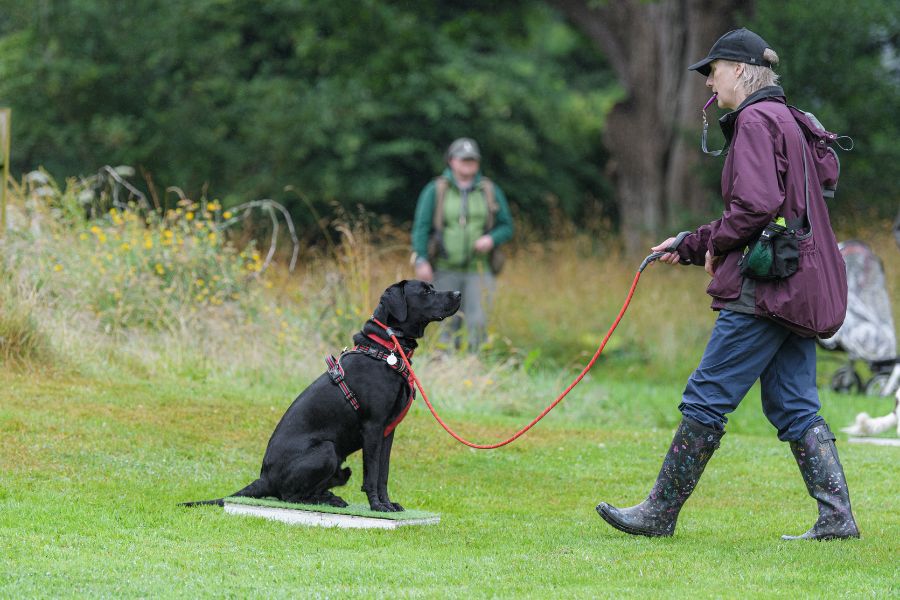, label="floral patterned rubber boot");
[782,422,860,540]
[596,417,724,537]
